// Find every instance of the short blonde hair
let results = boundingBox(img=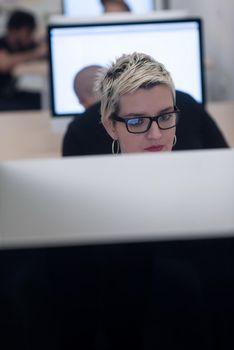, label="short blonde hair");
[95,52,176,123]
